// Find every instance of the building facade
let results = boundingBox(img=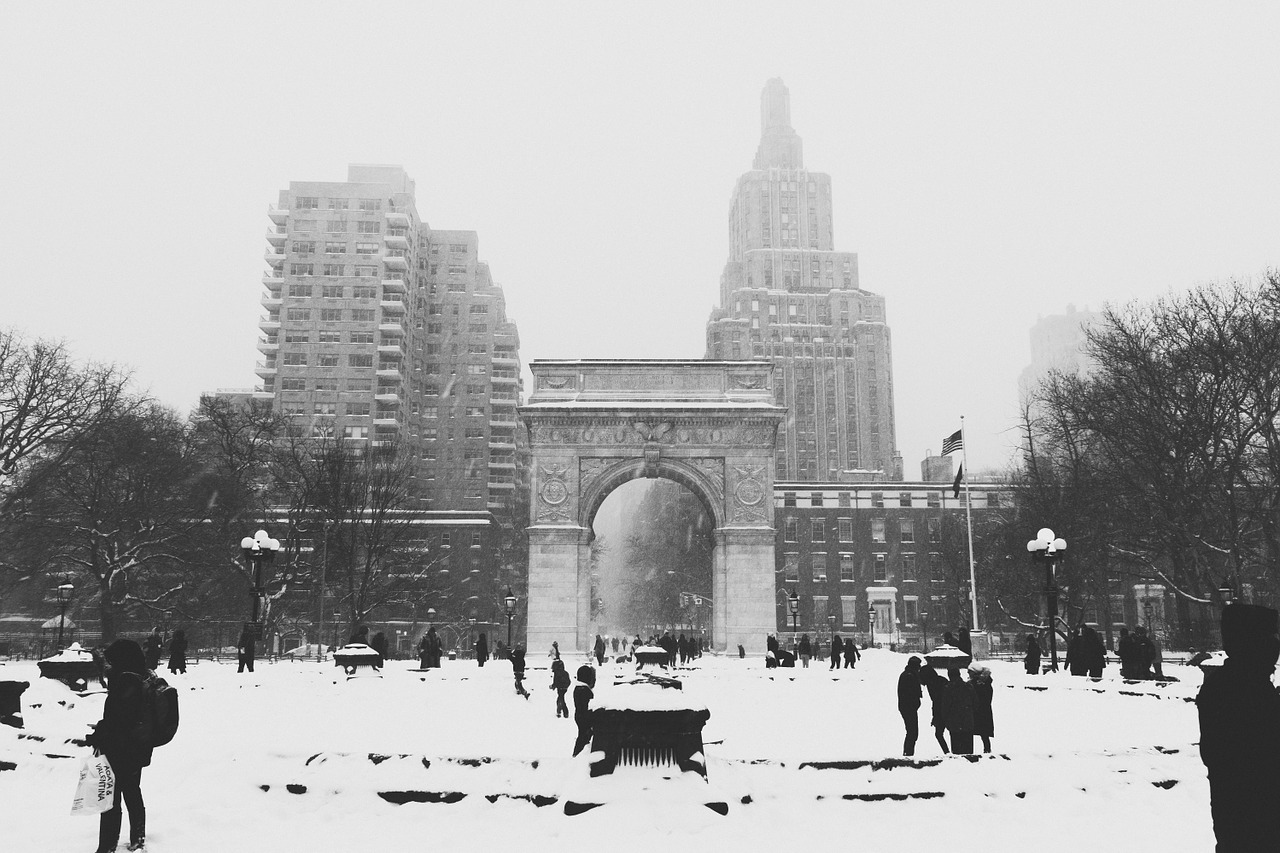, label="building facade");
[253,164,526,625]
[706,79,899,481]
